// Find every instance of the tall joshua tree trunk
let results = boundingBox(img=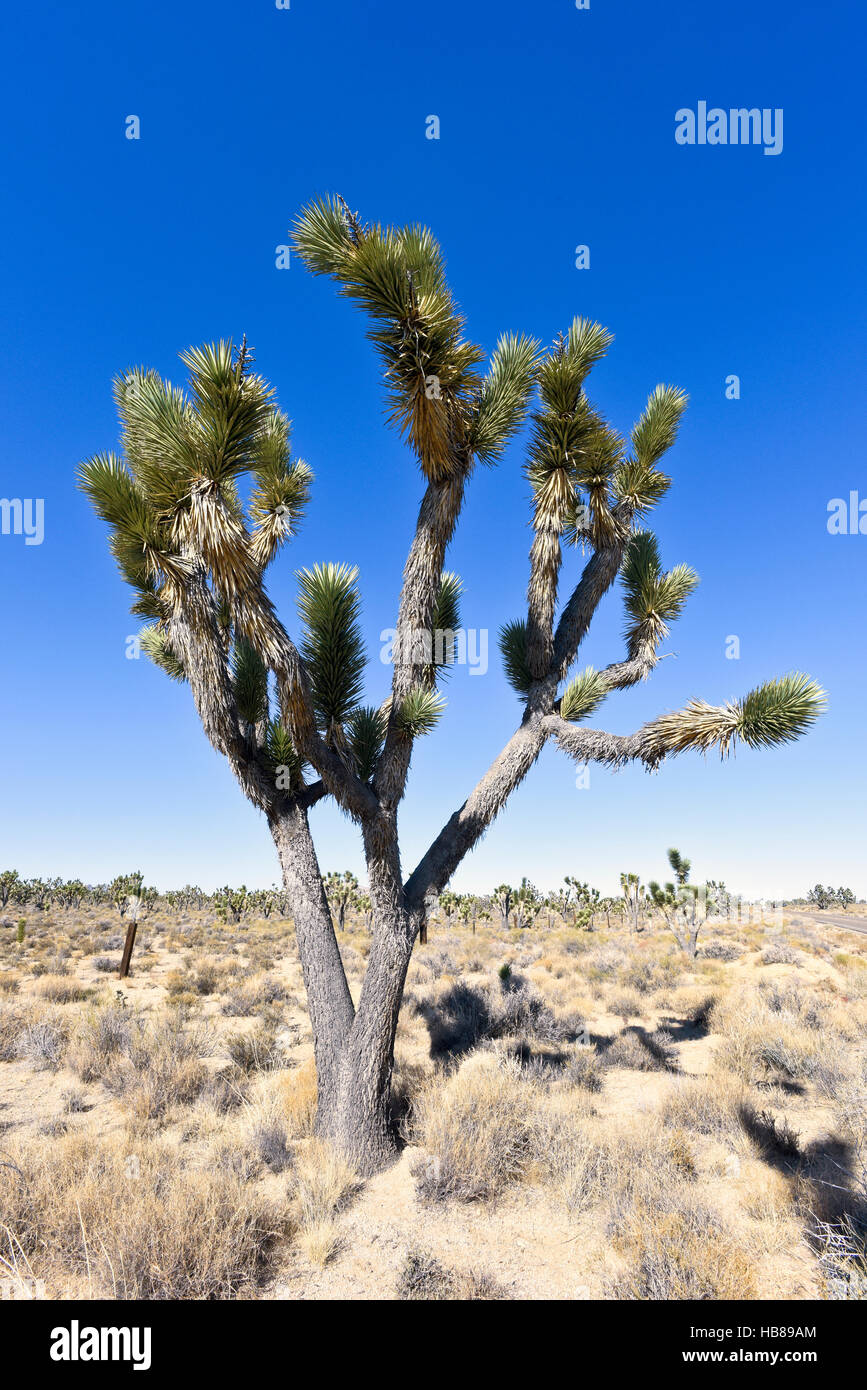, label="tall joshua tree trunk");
[273,804,414,1171]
